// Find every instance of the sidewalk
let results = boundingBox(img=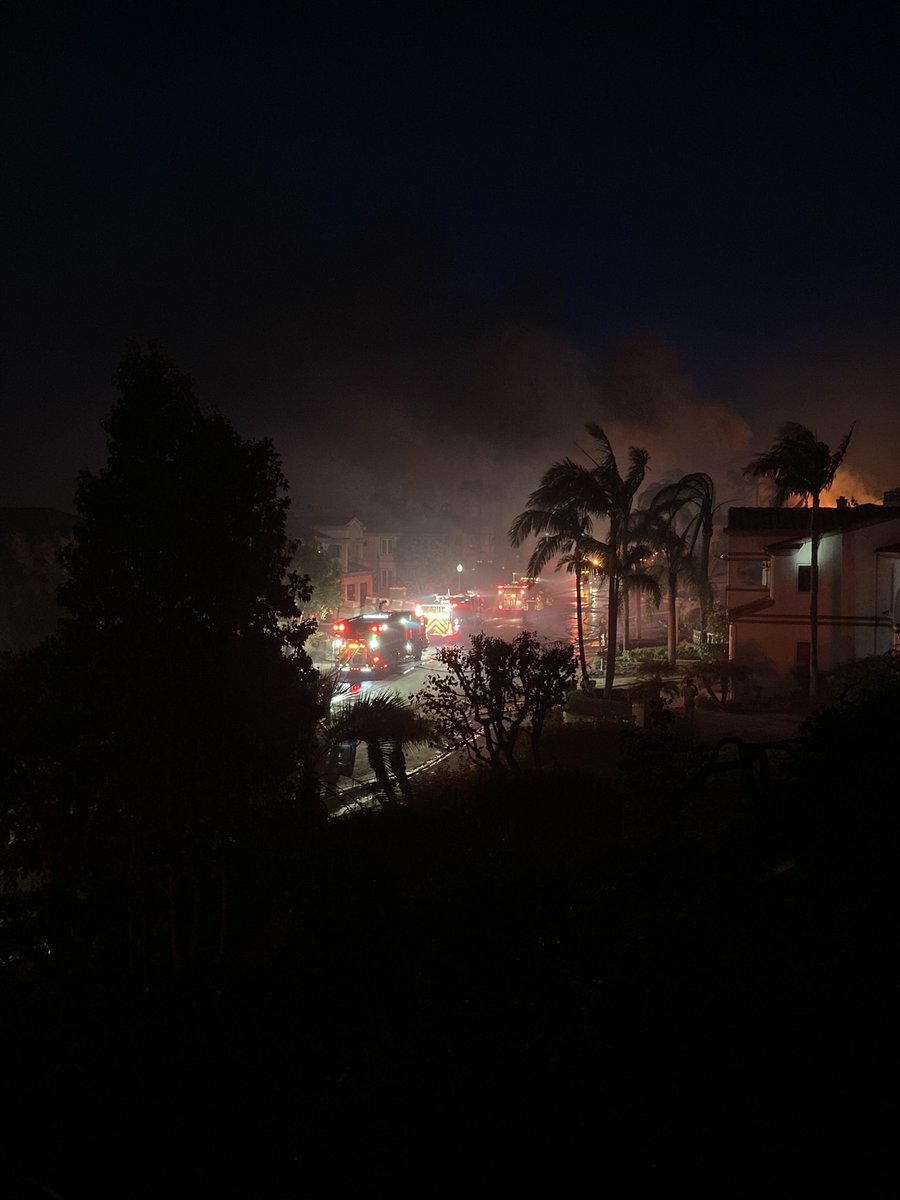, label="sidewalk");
[604,667,808,745]
[631,692,806,744]
[688,706,805,745]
